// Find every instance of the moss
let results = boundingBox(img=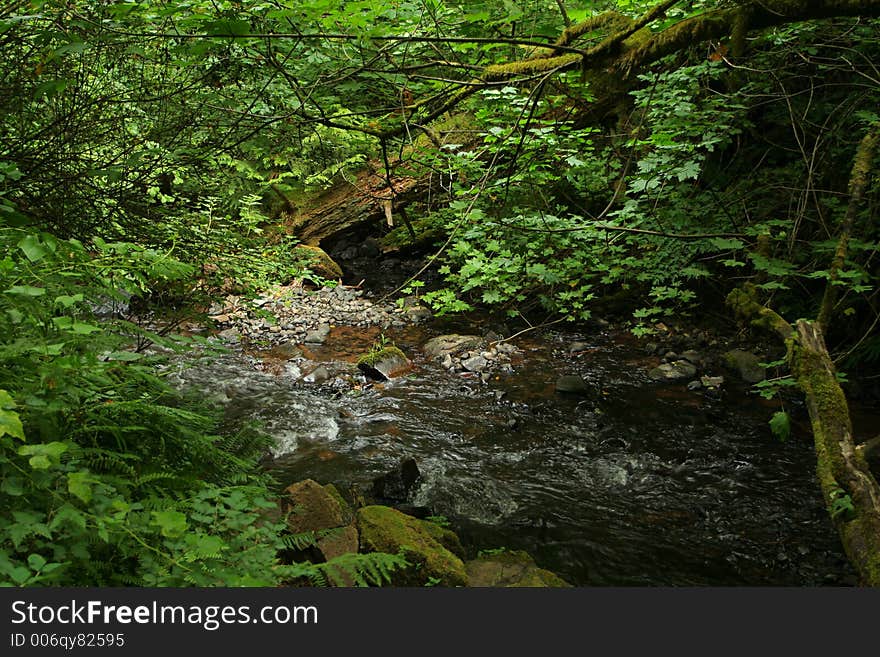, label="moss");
[357,345,407,368]
[293,244,343,280]
[486,53,581,80]
[465,550,571,587]
[356,505,468,586]
[418,519,465,560]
